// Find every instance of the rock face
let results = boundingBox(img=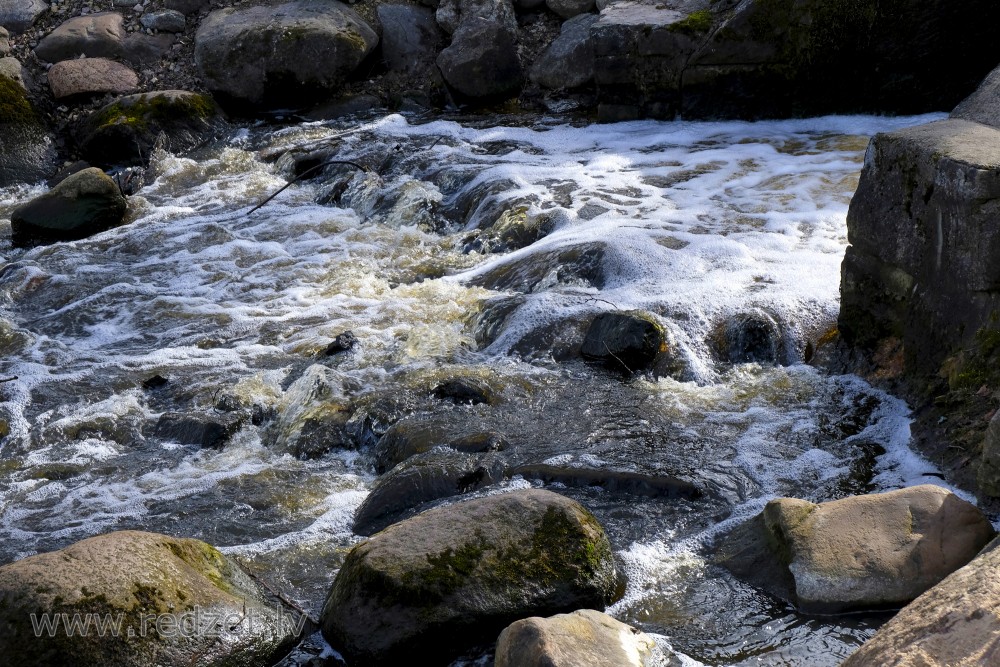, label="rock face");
[0,531,305,667]
[717,485,995,613]
[842,539,1000,667]
[580,311,666,372]
[0,0,47,34]
[0,63,56,187]
[34,12,125,63]
[10,167,128,247]
[194,0,378,111]
[75,90,221,167]
[979,411,1000,497]
[47,57,138,99]
[436,0,523,99]
[322,489,619,666]
[495,609,669,667]
[531,14,596,90]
